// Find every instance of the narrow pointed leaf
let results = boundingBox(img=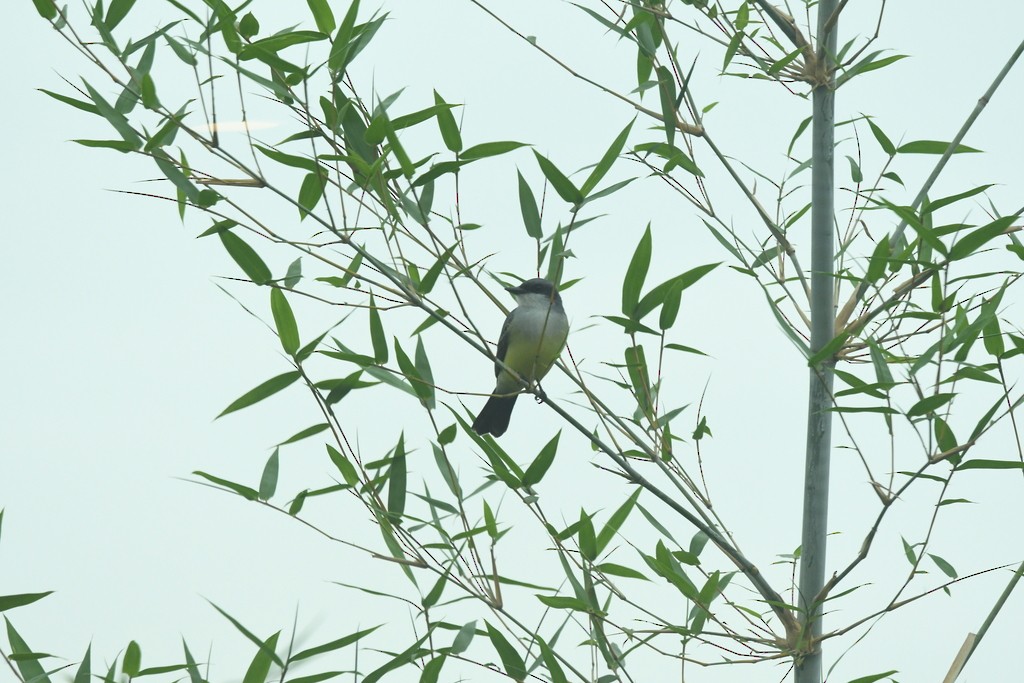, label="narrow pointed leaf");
[259,448,279,501]
[0,592,53,613]
[485,622,527,681]
[218,372,301,417]
[387,434,407,519]
[521,432,560,488]
[533,152,583,205]
[290,626,380,662]
[517,171,542,239]
[242,632,280,683]
[581,118,634,196]
[622,224,652,316]
[220,231,272,285]
[306,0,336,33]
[271,288,300,355]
